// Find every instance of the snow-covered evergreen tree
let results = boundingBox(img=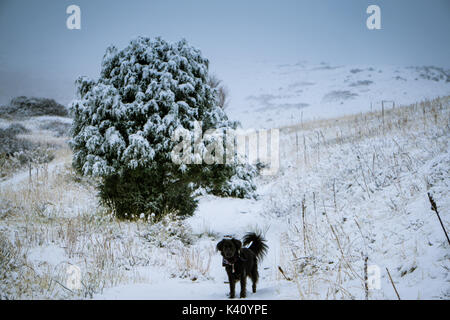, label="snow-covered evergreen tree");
[69,36,256,219]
